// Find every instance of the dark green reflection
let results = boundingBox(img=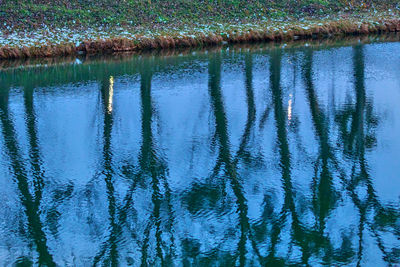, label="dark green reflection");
[302,48,340,264]
[0,88,55,266]
[208,54,249,266]
[334,44,400,265]
[93,76,119,266]
[137,62,174,267]
[268,48,321,265]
